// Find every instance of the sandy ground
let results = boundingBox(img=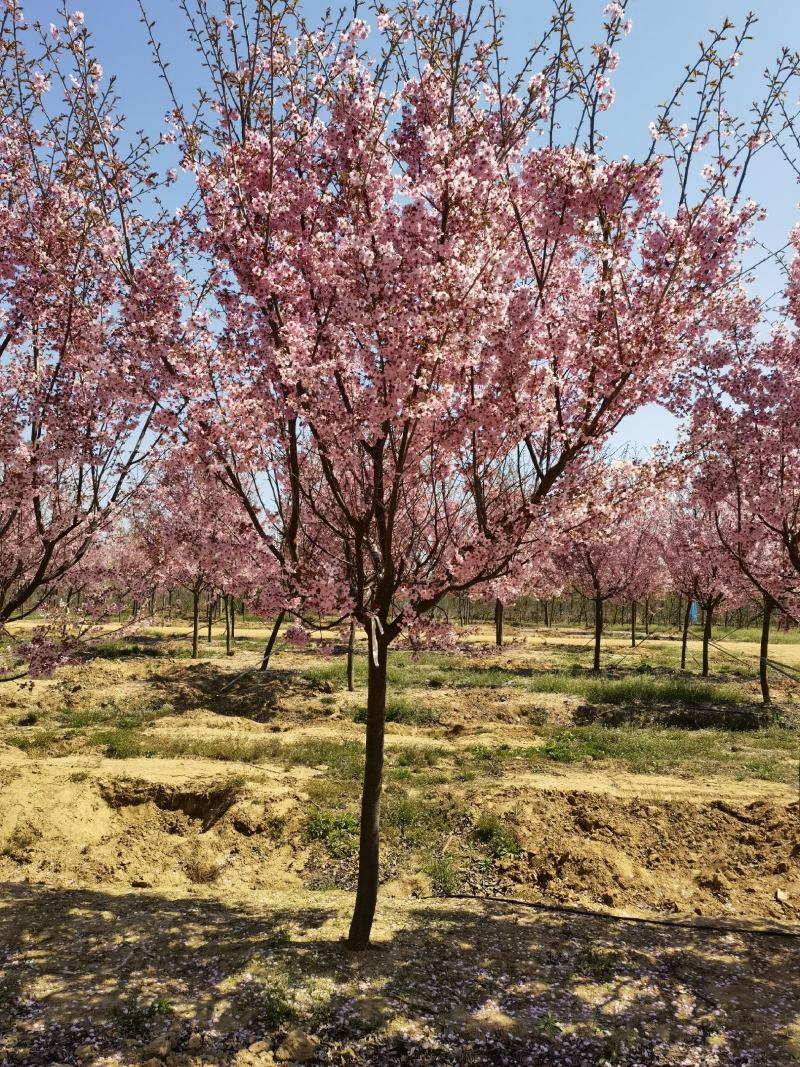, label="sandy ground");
[1,623,799,1065]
